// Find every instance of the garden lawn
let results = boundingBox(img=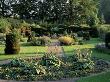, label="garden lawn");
[0,38,110,61]
[0,45,45,60]
[77,70,110,82]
